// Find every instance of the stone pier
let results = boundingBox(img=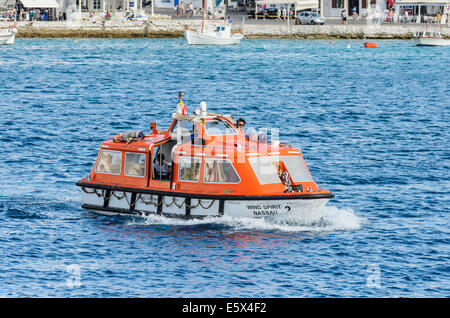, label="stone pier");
[10,19,450,39]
